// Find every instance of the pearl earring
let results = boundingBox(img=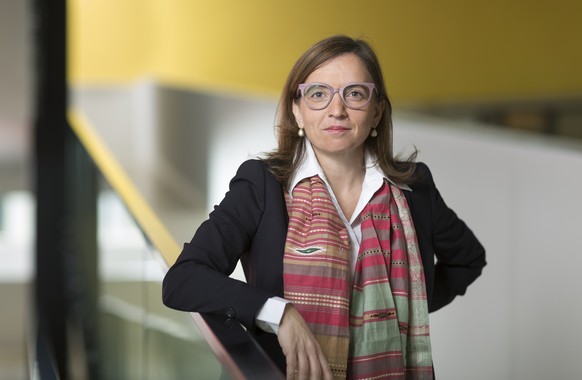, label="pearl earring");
[370,128,378,137]
[298,128,305,137]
